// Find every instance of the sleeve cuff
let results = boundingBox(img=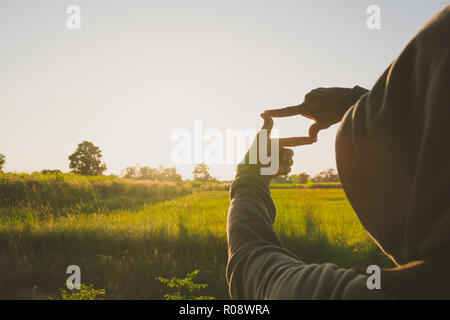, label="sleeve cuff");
[234,164,272,188]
